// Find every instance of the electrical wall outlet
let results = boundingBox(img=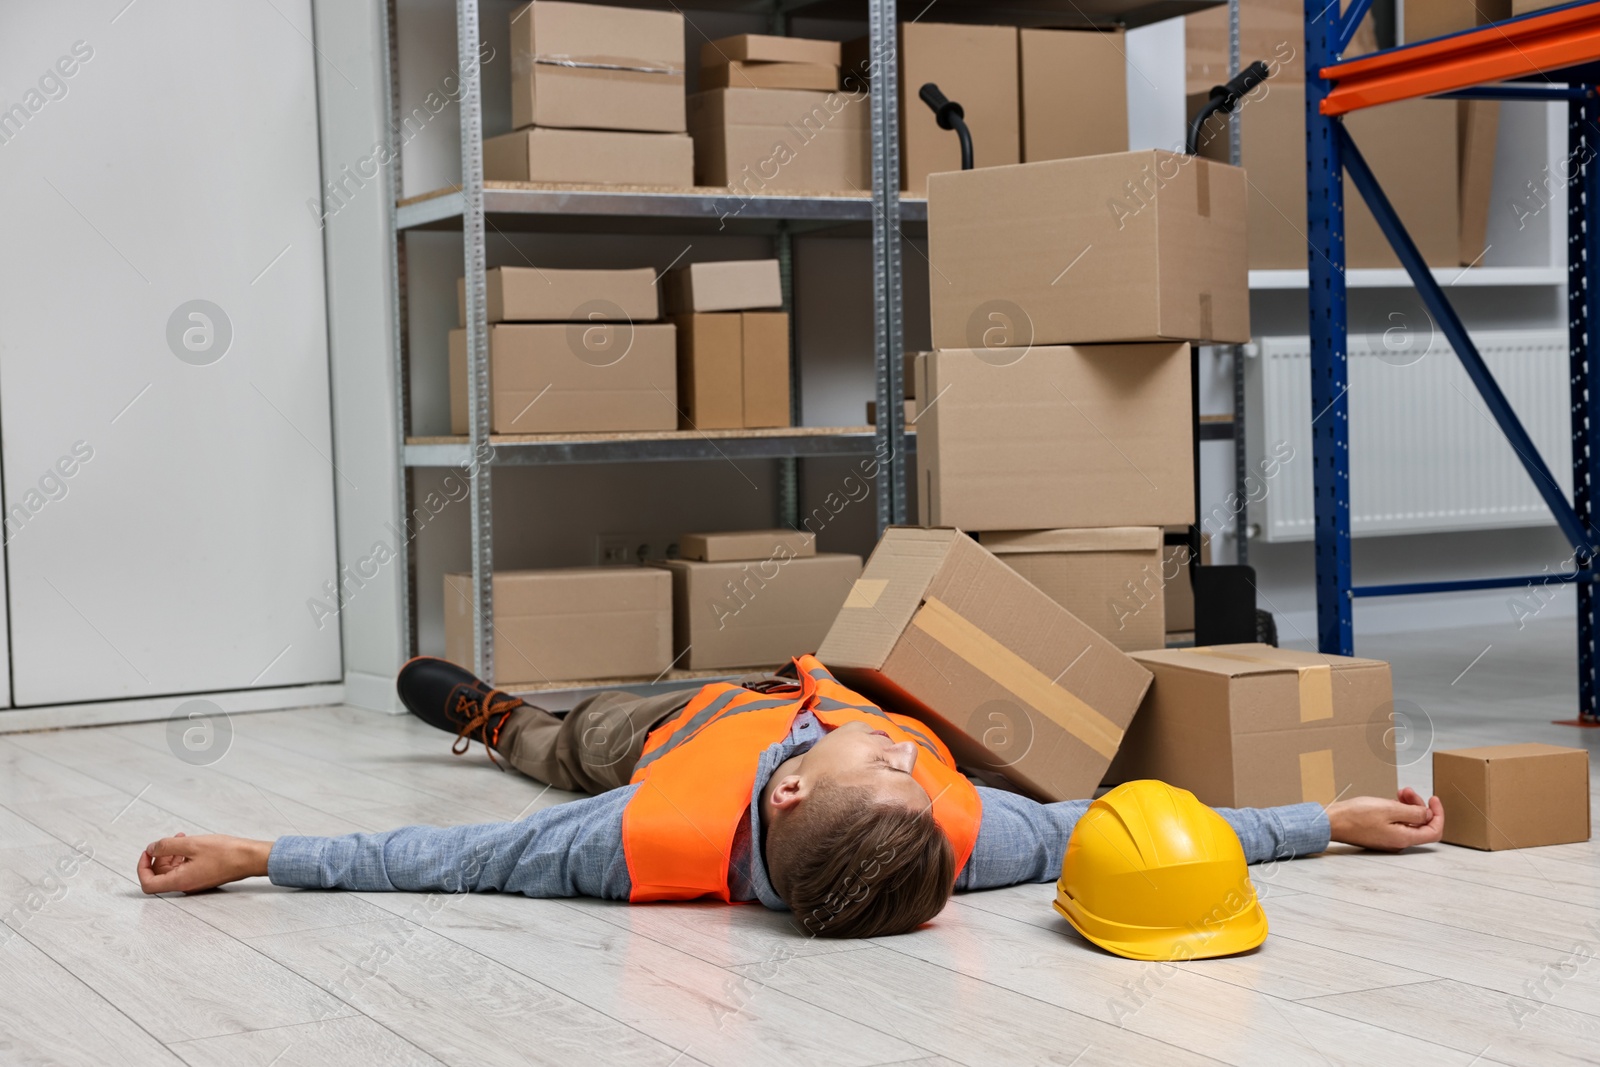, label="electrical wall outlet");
[593,533,674,566]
